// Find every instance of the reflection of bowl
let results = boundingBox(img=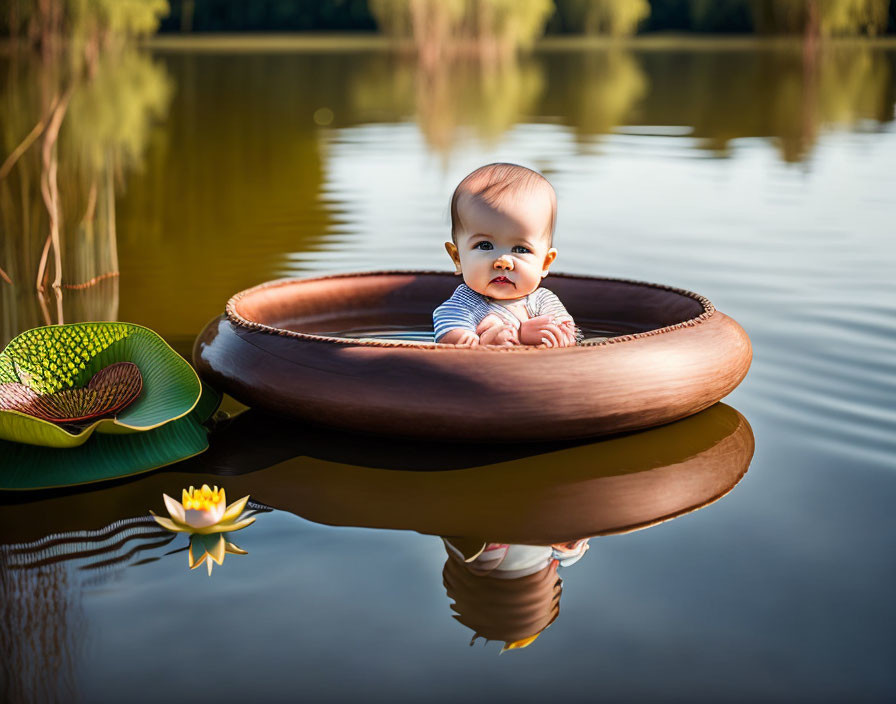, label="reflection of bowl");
[0,403,753,546]
[194,271,751,441]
